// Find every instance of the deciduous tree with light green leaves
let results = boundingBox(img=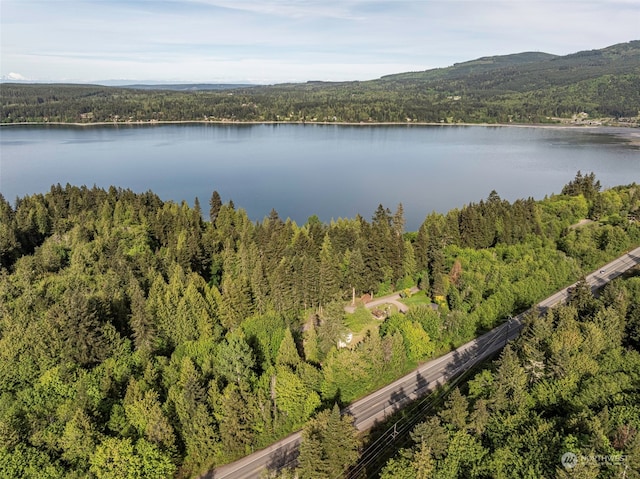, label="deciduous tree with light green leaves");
[89,437,175,479]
